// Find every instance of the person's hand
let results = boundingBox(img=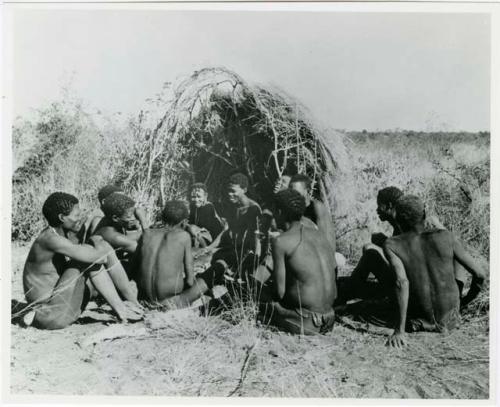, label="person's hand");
[386,331,407,348]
